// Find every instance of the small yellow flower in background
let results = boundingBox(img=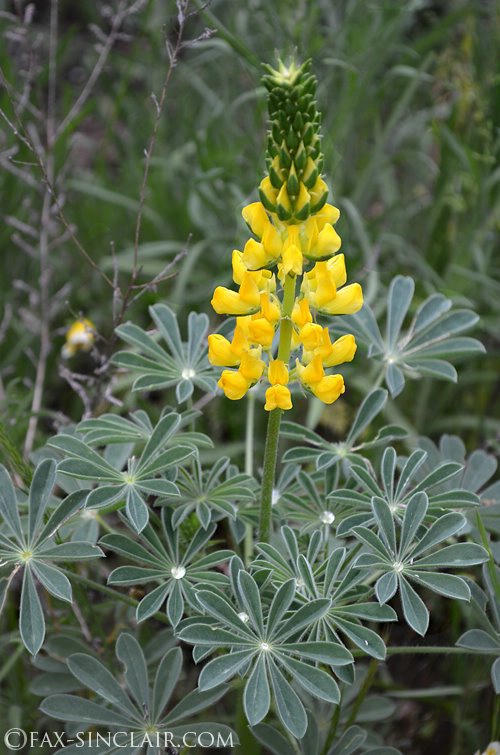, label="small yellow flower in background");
[208,58,363,412]
[62,318,95,358]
